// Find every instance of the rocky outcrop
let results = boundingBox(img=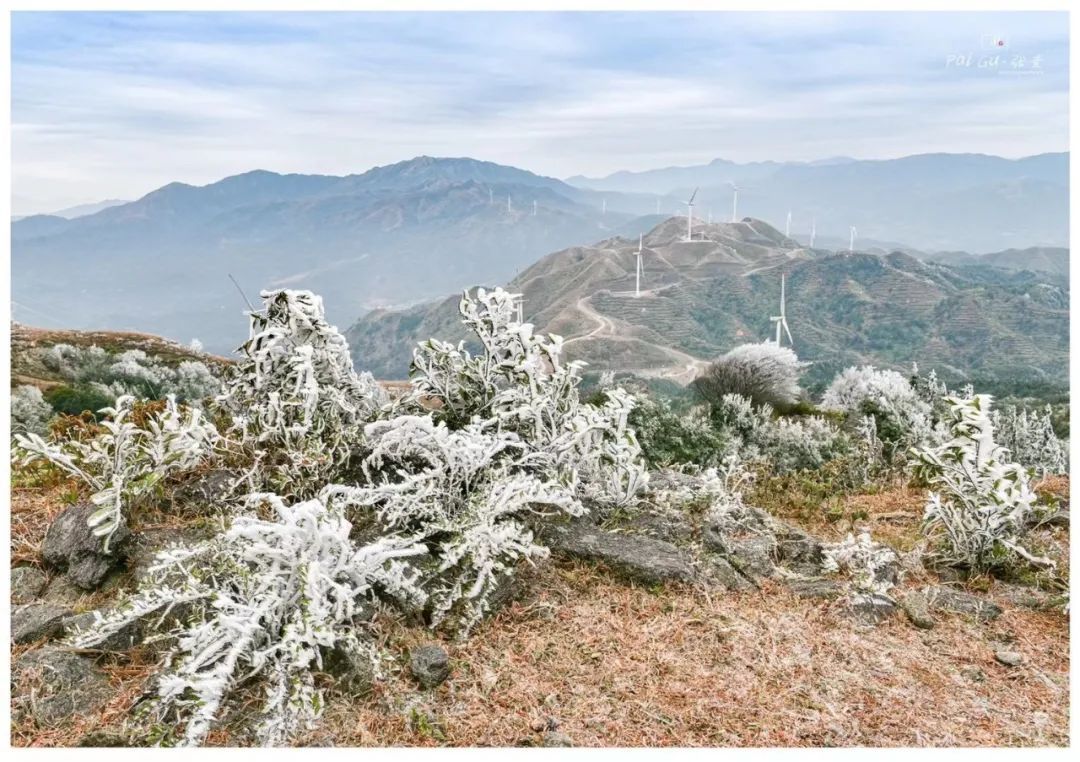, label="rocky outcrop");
[541,518,693,585]
[11,648,111,726]
[42,502,129,590]
[410,644,451,689]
